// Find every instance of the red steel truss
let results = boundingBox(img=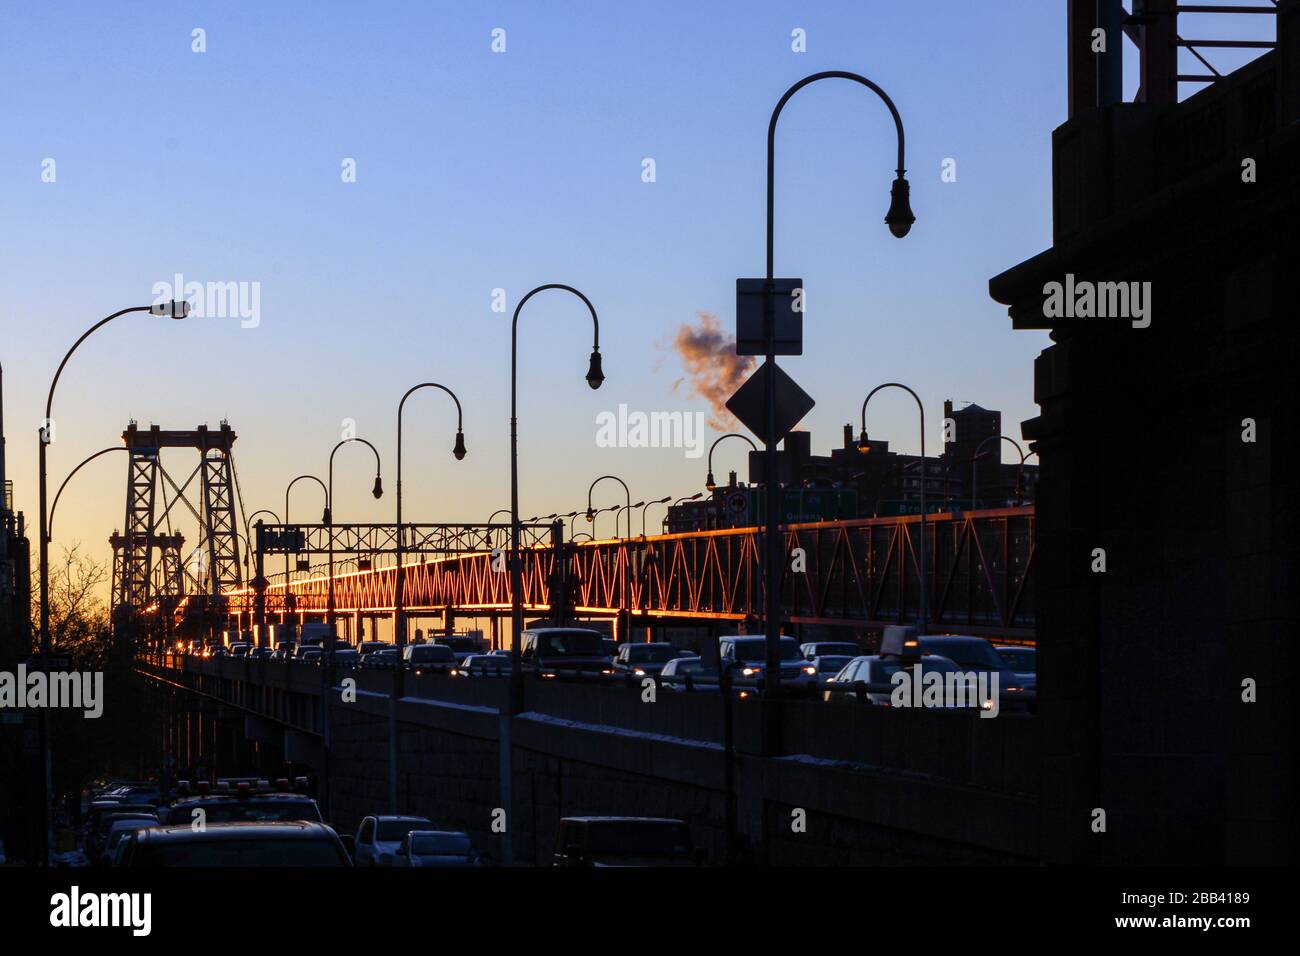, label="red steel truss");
[226,507,1034,639]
